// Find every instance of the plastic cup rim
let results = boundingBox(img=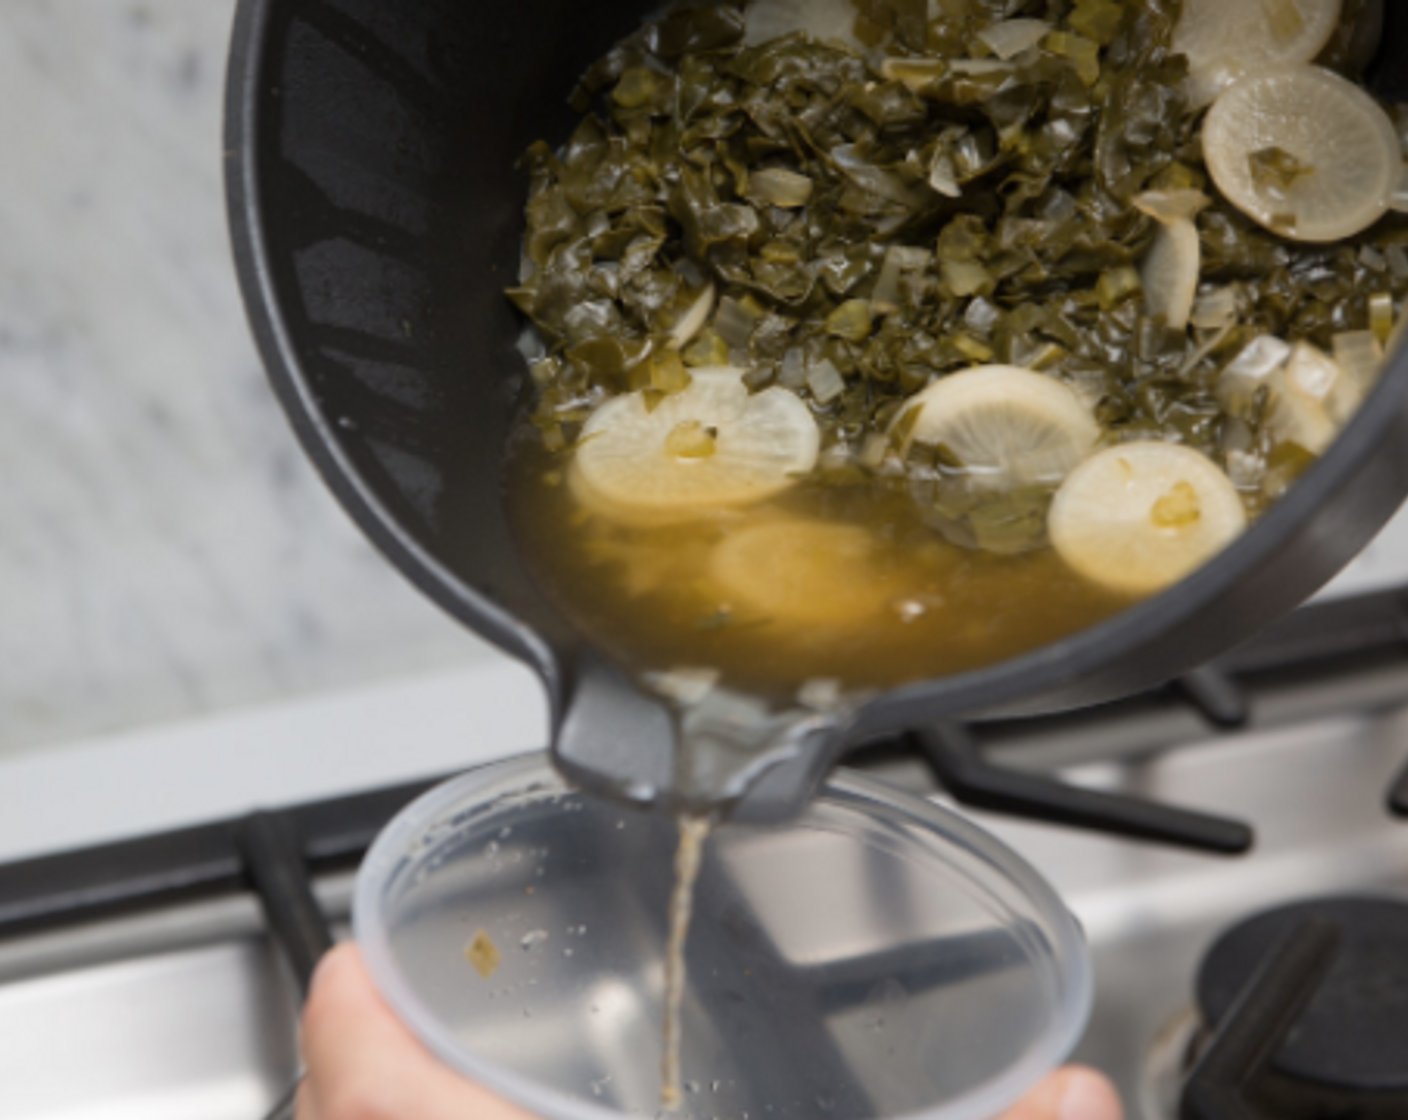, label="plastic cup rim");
[353,750,1093,1120]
